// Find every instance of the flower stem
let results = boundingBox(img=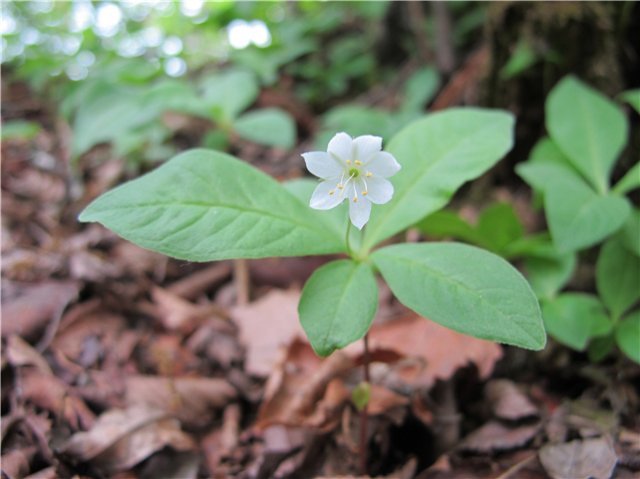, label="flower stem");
[345,220,353,257]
